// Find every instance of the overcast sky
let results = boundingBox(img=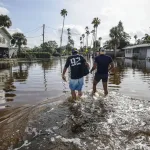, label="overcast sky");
[0,0,150,48]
